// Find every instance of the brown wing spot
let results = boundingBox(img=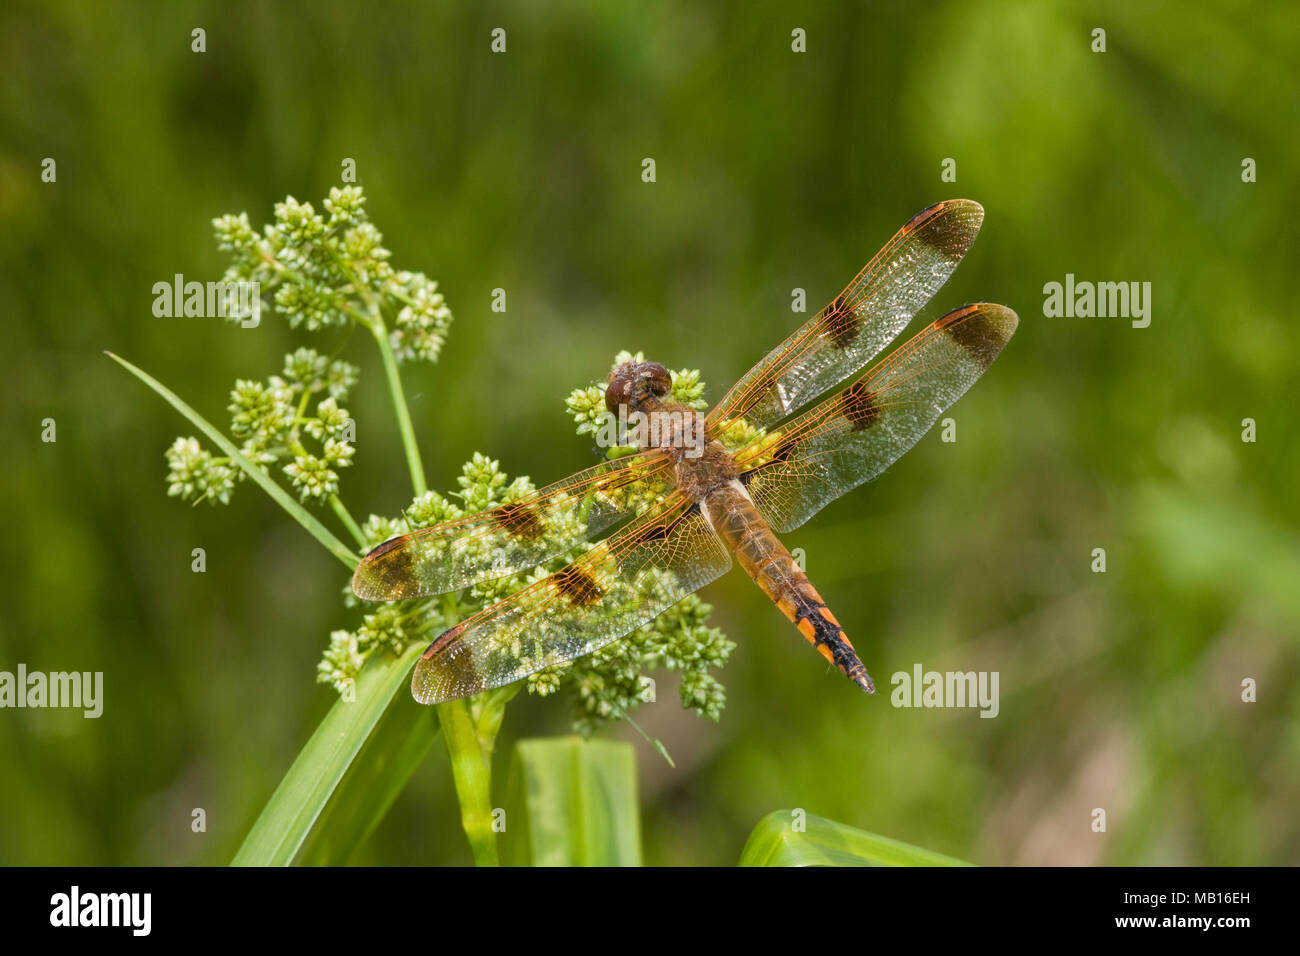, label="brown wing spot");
[425,623,466,660]
[909,199,982,261]
[943,311,1001,369]
[822,294,861,350]
[353,536,419,600]
[840,381,881,432]
[492,502,545,540]
[363,533,410,561]
[897,200,939,236]
[553,564,605,607]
